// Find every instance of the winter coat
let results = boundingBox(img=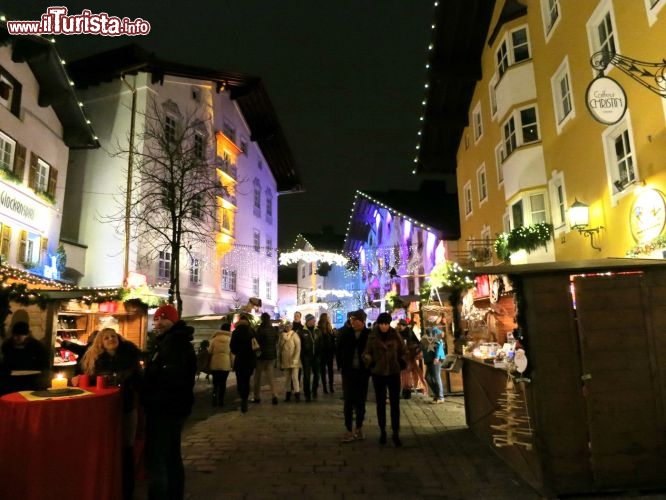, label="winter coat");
[320,329,336,358]
[298,326,321,360]
[421,335,445,364]
[255,323,279,361]
[230,323,257,372]
[337,325,371,375]
[1,336,50,393]
[278,330,301,369]
[208,330,233,371]
[363,326,405,377]
[93,339,142,411]
[141,320,197,417]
